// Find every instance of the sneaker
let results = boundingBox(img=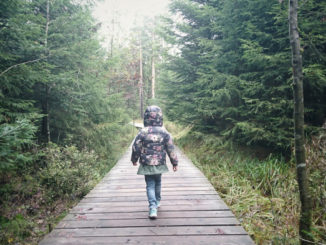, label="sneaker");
[149,208,157,219]
[157,201,161,208]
